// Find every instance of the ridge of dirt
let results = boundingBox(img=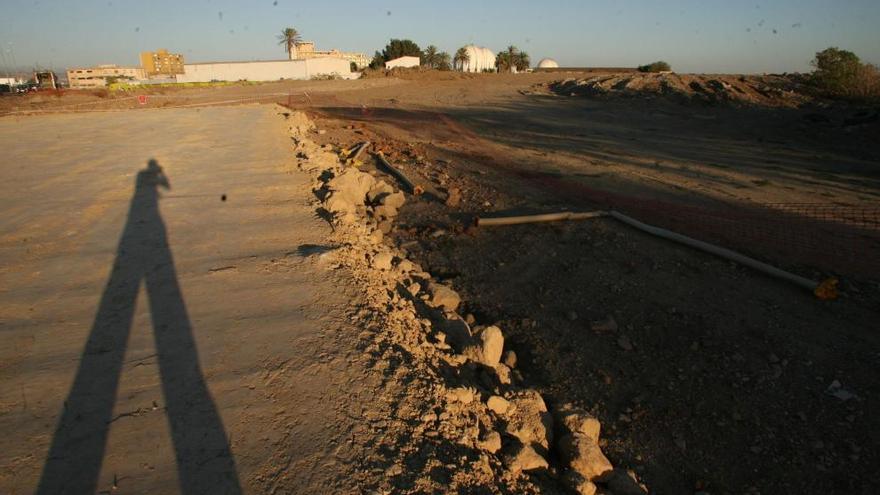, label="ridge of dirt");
[545,73,815,107]
[282,107,648,494]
